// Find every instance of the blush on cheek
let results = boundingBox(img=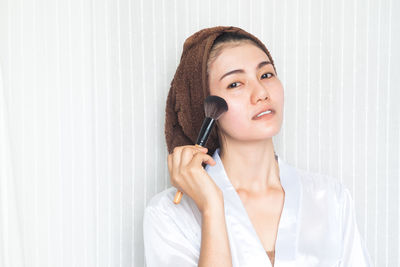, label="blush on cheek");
[218,107,249,135]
